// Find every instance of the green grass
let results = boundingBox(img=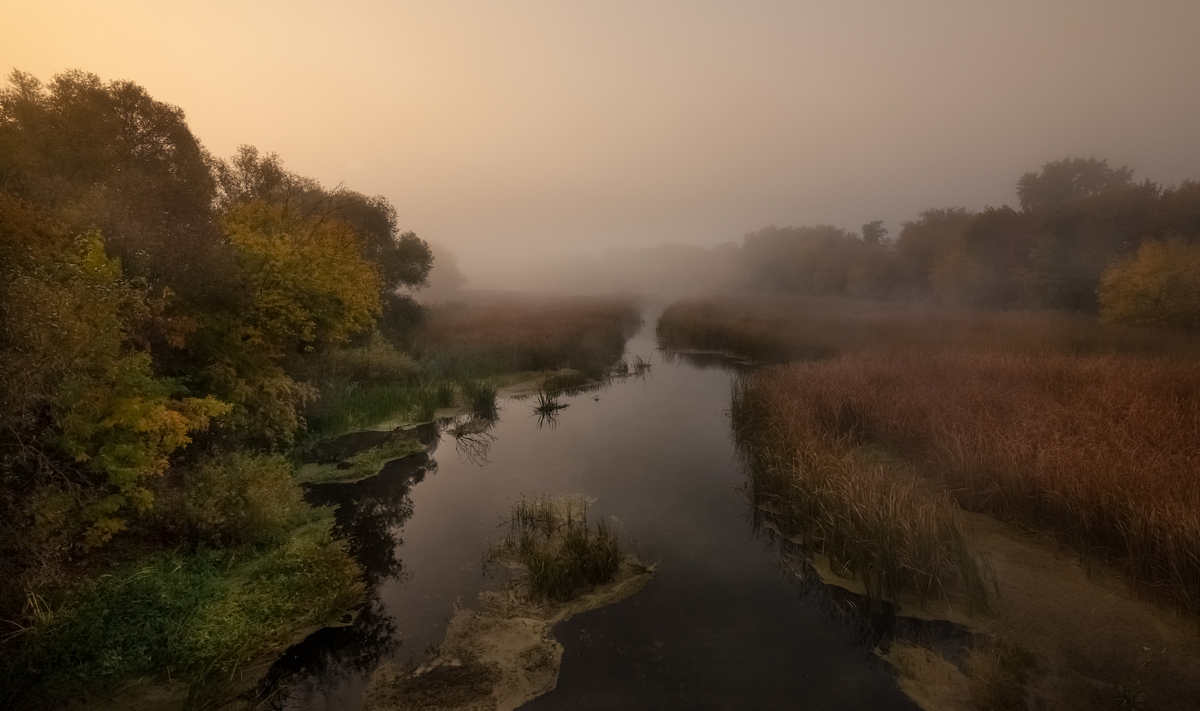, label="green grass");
[306,379,458,437]
[1,512,363,705]
[488,496,621,602]
[297,437,426,485]
[459,379,498,419]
